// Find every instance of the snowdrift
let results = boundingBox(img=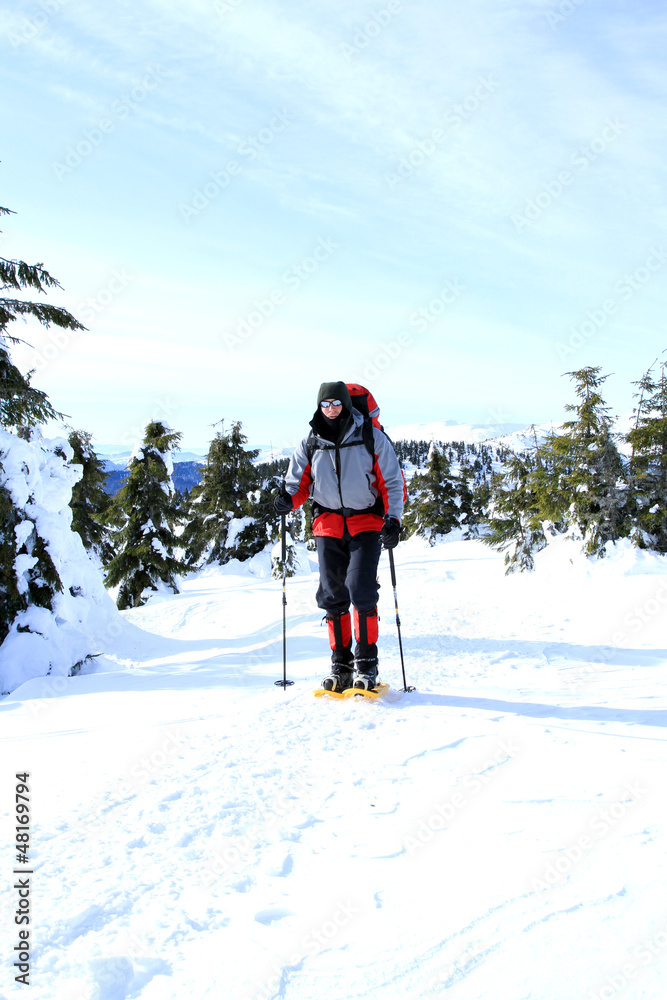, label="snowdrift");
[0,428,119,695]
